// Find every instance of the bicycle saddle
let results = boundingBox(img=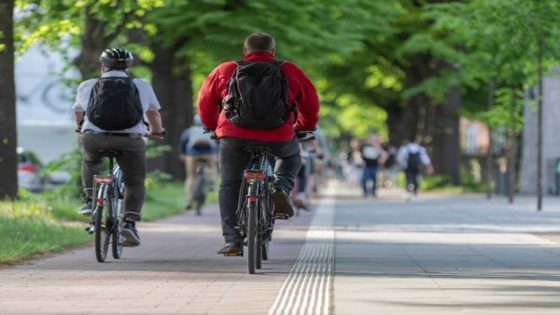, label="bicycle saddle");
[243,145,270,154]
[98,149,122,157]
